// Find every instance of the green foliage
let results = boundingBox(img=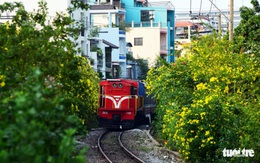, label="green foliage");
[114,65,122,78]
[0,69,85,162]
[146,35,260,162]
[90,46,103,56]
[234,0,260,57]
[126,54,149,80]
[68,0,89,14]
[60,56,99,130]
[119,21,127,31]
[0,0,99,161]
[126,53,135,61]
[88,26,99,38]
[136,58,149,80]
